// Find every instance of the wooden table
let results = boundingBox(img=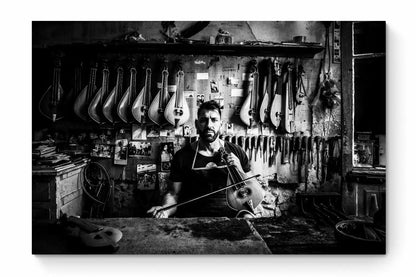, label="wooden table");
[33,217,271,254]
[32,216,385,254]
